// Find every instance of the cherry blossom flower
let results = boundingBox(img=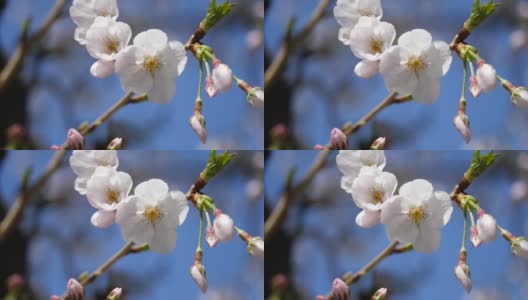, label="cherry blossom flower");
[380,179,453,253]
[512,87,528,107]
[213,210,235,242]
[115,29,187,103]
[248,87,264,107]
[340,16,396,78]
[453,113,471,144]
[212,60,233,93]
[379,29,452,103]
[116,180,189,253]
[70,0,119,45]
[476,61,497,93]
[331,278,350,300]
[190,262,208,293]
[454,261,472,293]
[66,278,84,300]
[248,236,264,257]
[85,17,132,78]
[86,166,132,228]
[69,150,119,195]
[476,210,497,243]
[336,150,386,193]
[351,166,397,228]
[334,0,383,44]
[330,128,348,149]
[512,237,528,258]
